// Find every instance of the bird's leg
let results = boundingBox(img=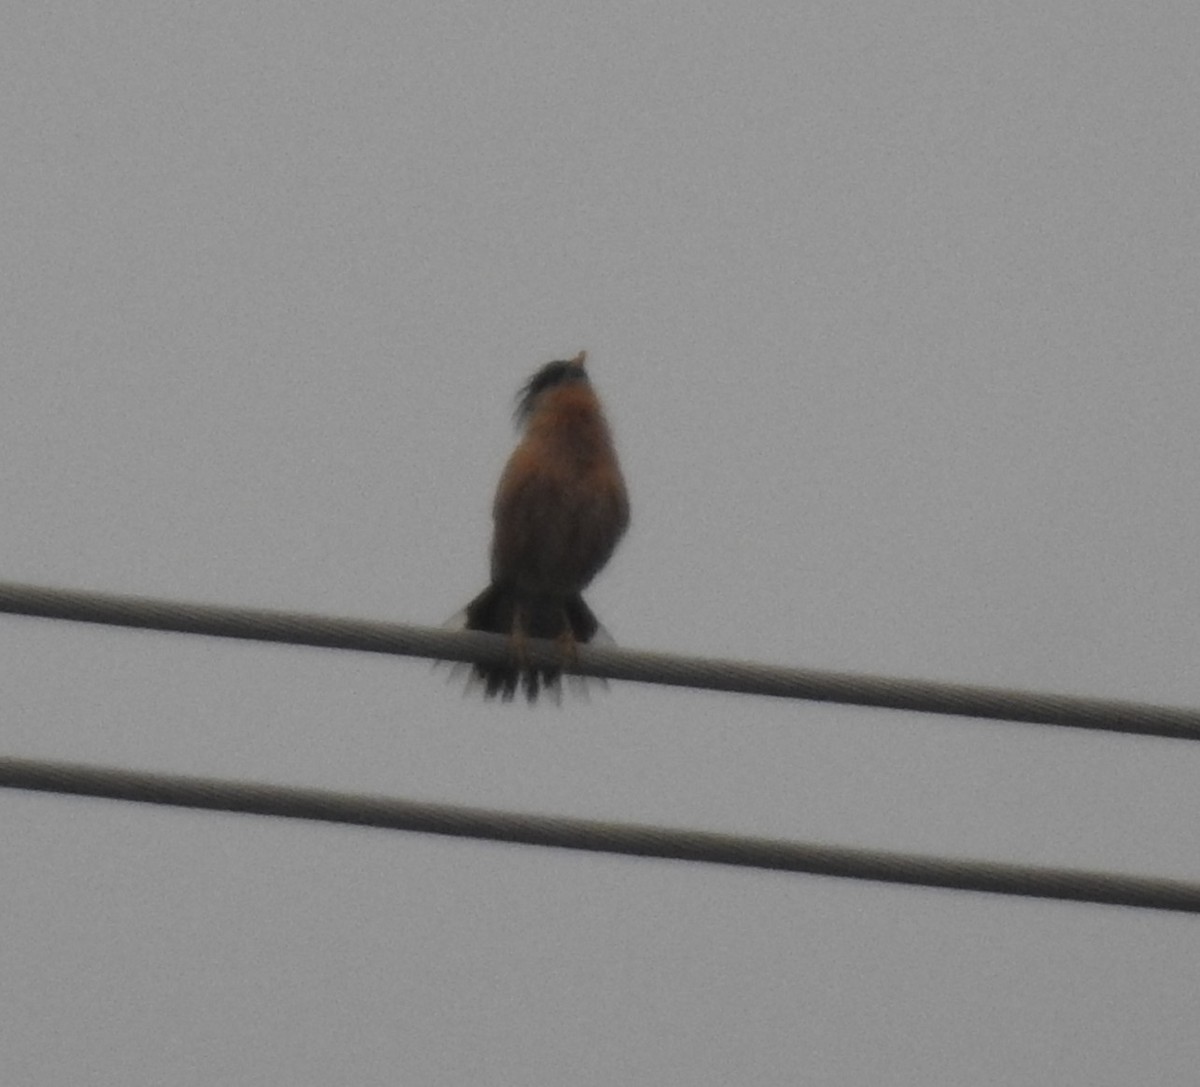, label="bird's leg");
[556,625,580,672]
[509,605,530,670]
[513,605,550,702]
